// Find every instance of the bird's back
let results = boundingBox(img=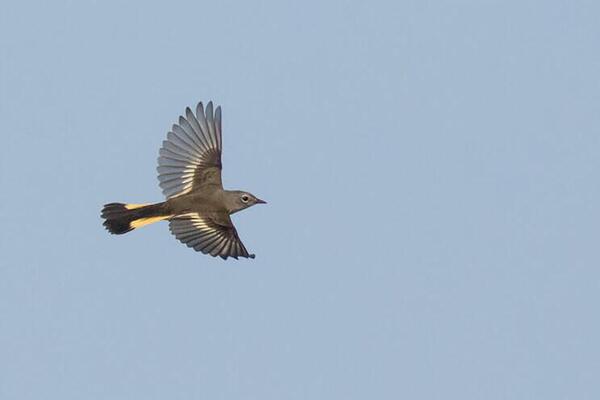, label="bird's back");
[167,187,227,215]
